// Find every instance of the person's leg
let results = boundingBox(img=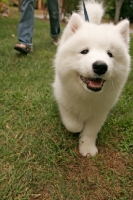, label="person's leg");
[47,0,60,43]
[14,0,34,53]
